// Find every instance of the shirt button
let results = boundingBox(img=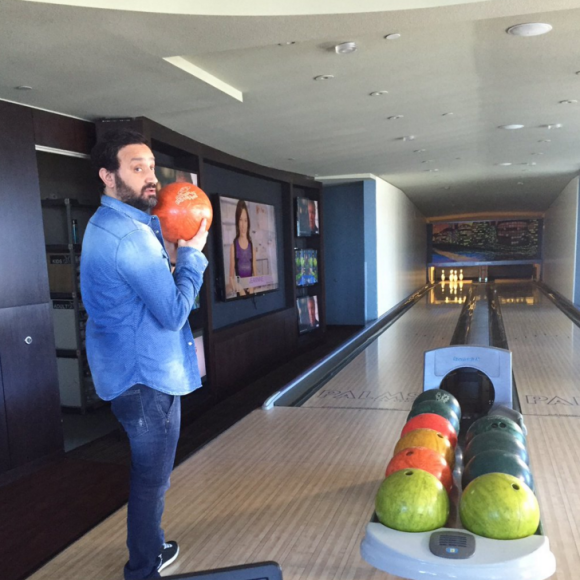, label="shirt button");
[155,230,160,234]
[188,342,193,346]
